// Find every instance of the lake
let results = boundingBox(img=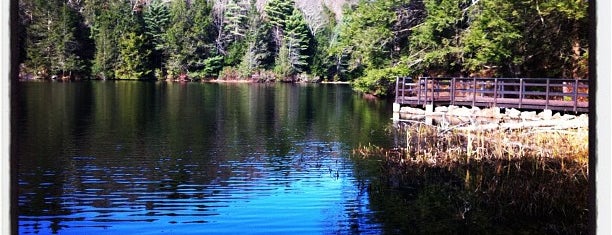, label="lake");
[13,81,396,234]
